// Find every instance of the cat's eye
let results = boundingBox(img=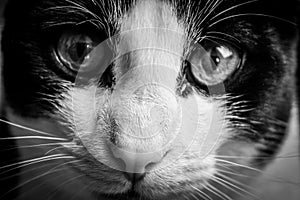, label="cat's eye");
[187,42,242,86]
[56,32,100,73]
